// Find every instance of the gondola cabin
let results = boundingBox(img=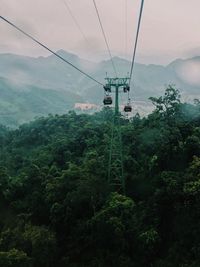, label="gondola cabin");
[103,96,112,105]
[124,104,132,112]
